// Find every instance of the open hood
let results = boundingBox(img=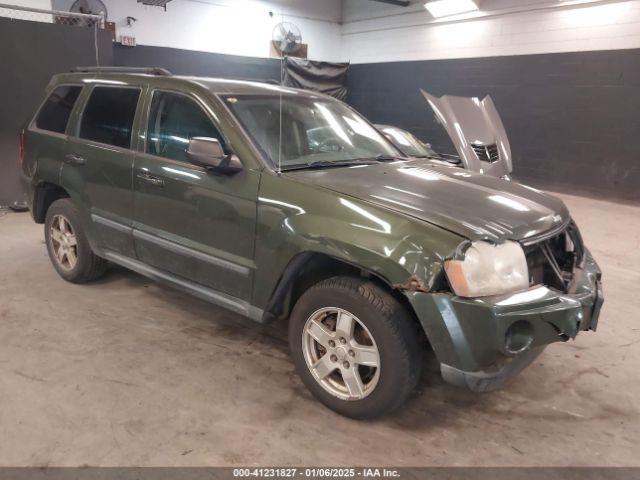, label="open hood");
[421,89,512,178]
